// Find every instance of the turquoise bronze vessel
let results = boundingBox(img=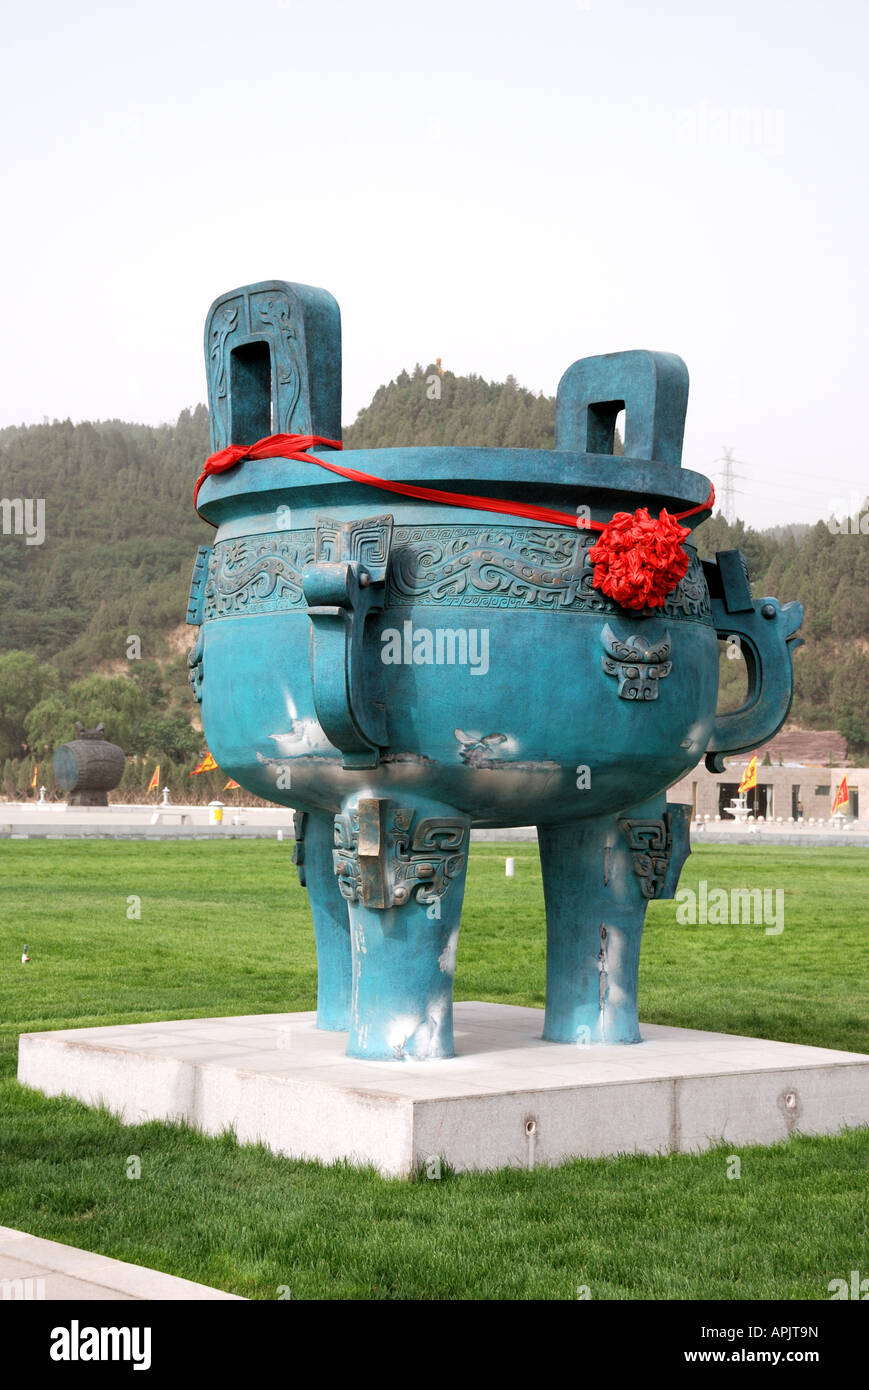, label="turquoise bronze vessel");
[187,280,803,1060]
